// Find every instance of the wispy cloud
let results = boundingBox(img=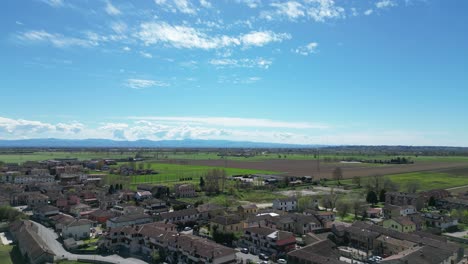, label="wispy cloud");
[105,1,121,15]
[293,42,318,56]
[125,79,169,89]
[235,0,261,9]
[209,57,272,69]
[40,0,64,8]
[376,0,397,9]
[126,116,329,129]
[137,22,289,50]
[270,1,305,20]
[154,0,196,14]
[139,51,153,58]
[364,9,374,15]
[17,30,98,48]
[263,0,345,22]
